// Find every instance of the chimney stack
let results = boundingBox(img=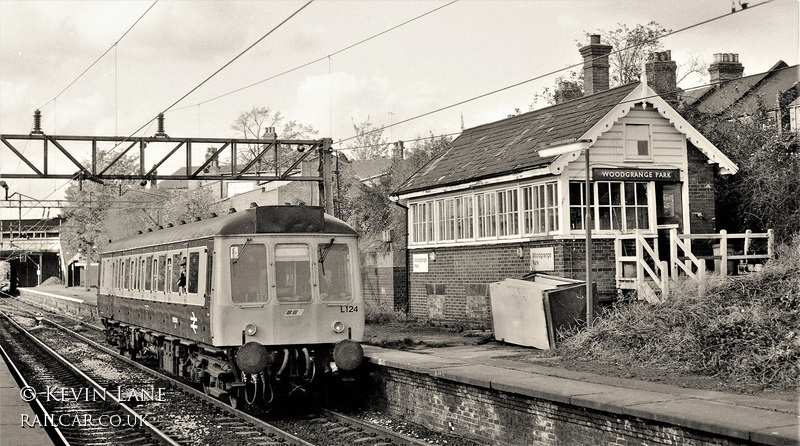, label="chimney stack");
[579,34,613,95]
[709,53,744,86]
[645,50,678,104]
